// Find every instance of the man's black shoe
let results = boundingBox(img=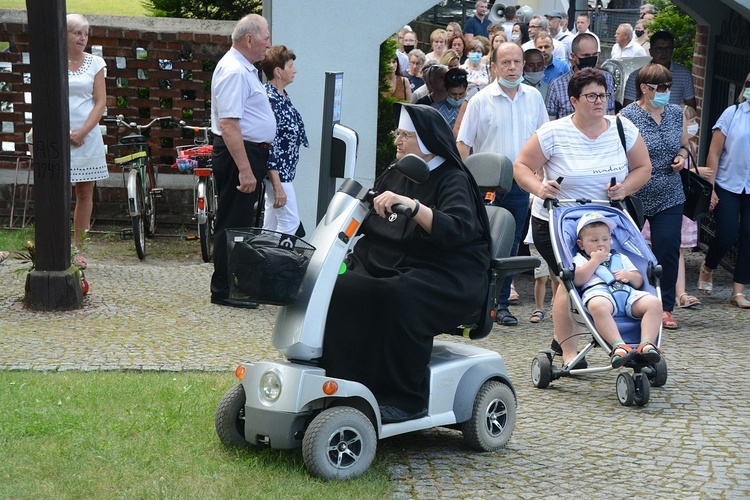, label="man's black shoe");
[211,296,259,309]
[495,308,518,326]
